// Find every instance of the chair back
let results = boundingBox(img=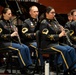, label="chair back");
[36,30,41,49]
